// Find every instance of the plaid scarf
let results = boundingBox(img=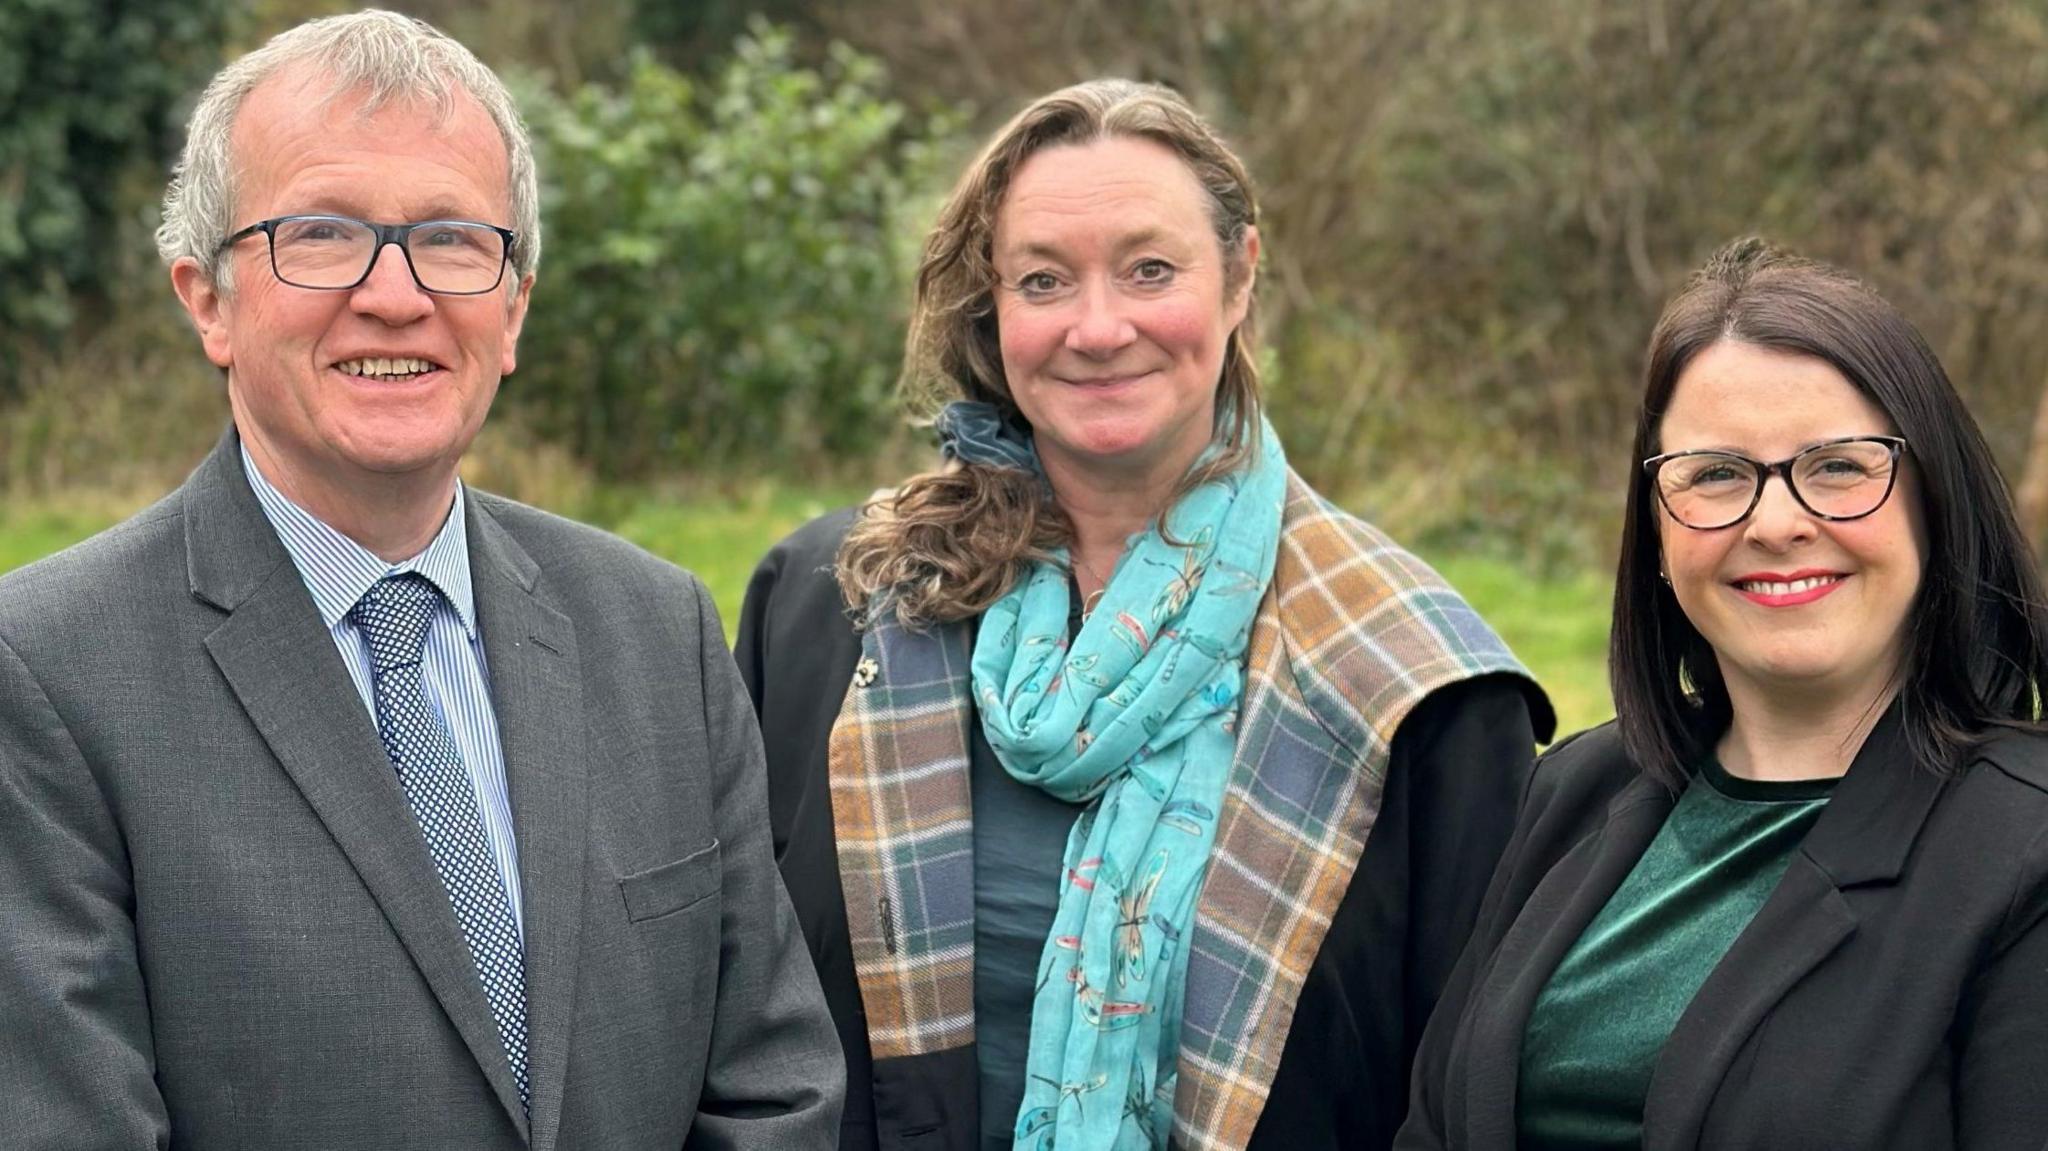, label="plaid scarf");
[828,472,1536,1150]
